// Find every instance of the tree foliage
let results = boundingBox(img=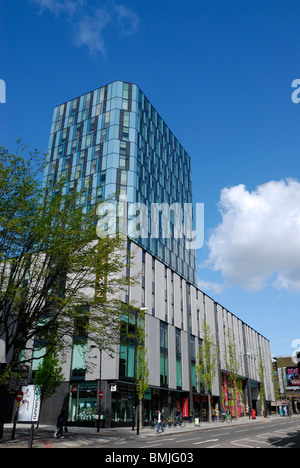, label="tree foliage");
[196,321,218,422]
[224,328,241,418]
[135,308,150,431]
[0,143,134,385]
[33,351,64,427]
[257,349,266,416]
